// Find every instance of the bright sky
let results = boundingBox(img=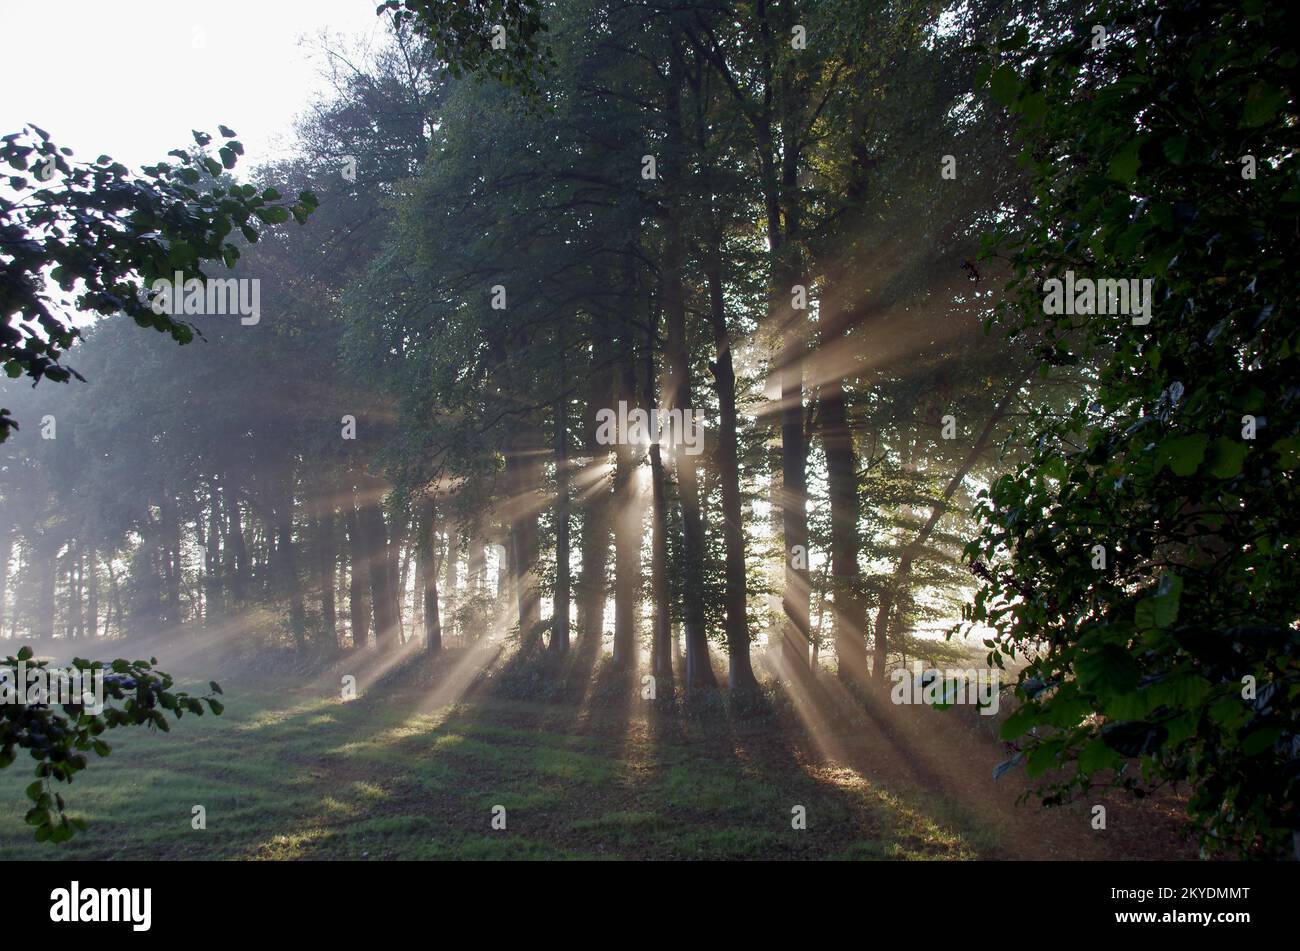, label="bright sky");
[0,0,385,170]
